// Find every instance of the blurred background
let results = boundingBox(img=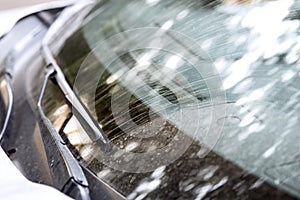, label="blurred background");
[0,0,270,10]
[0,0,68,37]
[0,0,60,10]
